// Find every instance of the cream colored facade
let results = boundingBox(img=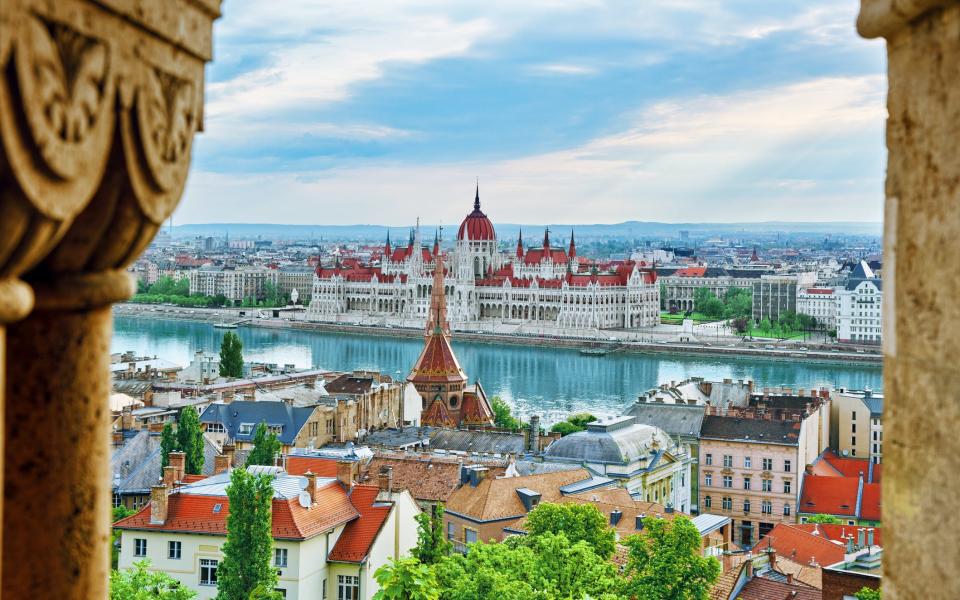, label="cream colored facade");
[830,390,883,463]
